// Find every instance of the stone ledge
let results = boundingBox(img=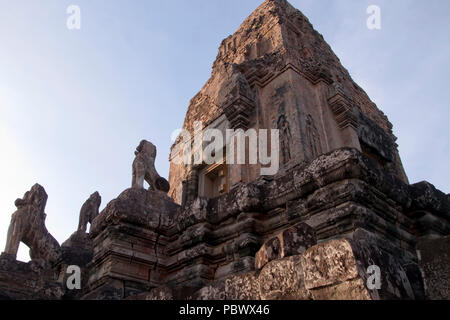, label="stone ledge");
[90,188,181,238]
